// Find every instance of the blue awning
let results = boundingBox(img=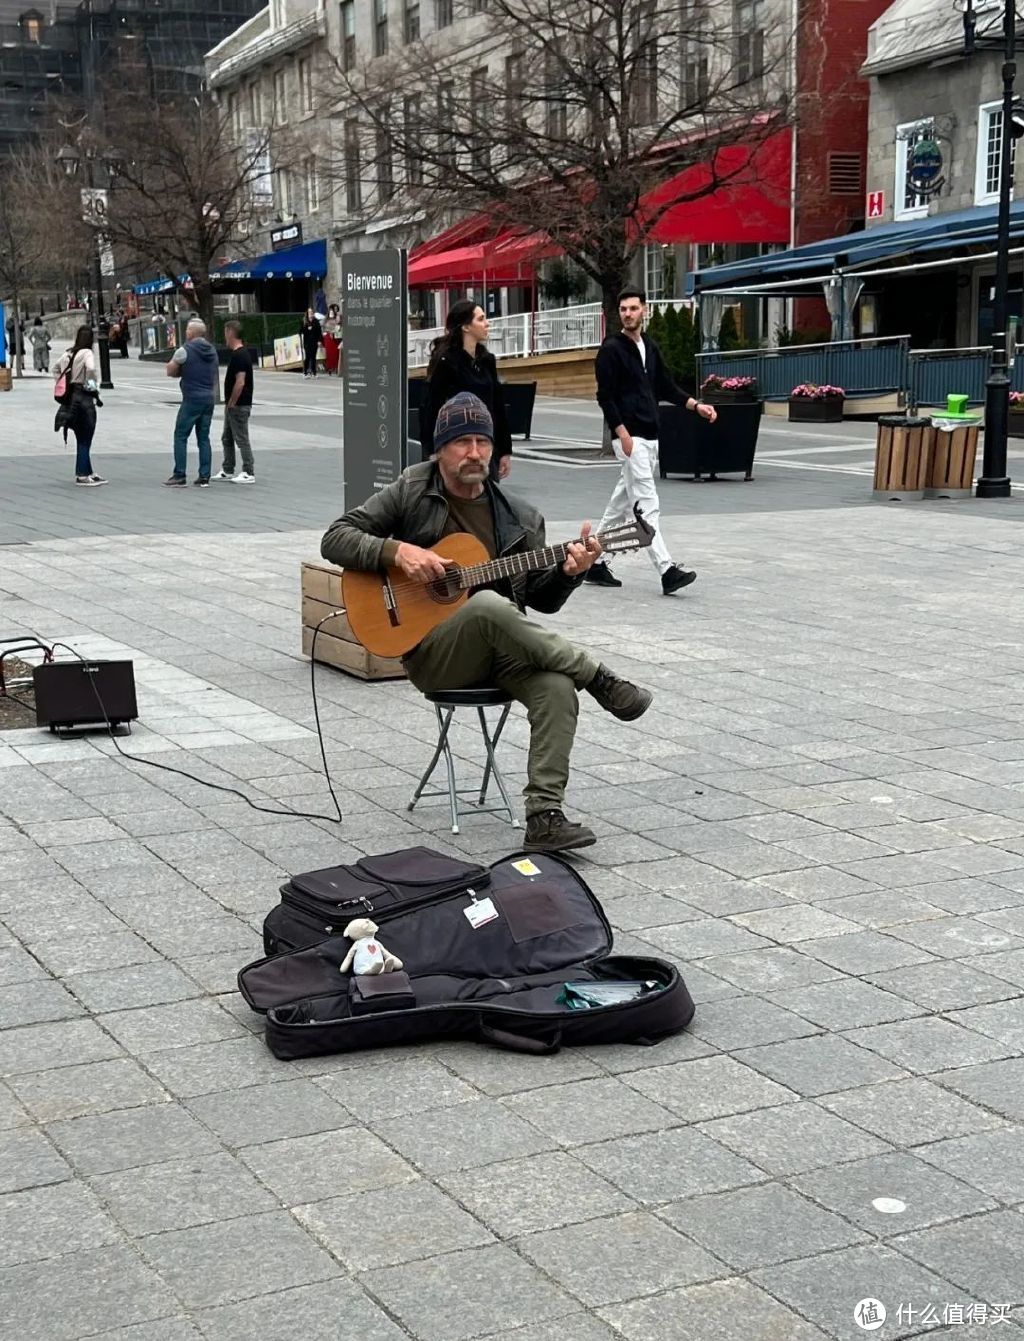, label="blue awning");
[690,200,1024,295]
[210,238,327,282]
[134,273,188,296]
